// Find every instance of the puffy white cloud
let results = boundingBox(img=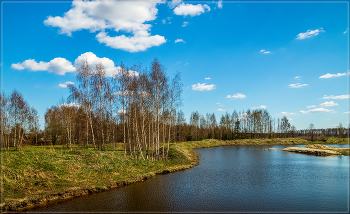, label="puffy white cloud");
[300,108,335,113]
[182,21,188,27]
[307,105,316,108]
[74,52,116,77]
[169,0,182,8]
[59,81,74,88]
[12,52,139,77]
[47,58,76,75]
[322,95,350,100]
[320,101,338,107]
[217,0,223,8]
[217,108,225,112]
[319,73,346,79]
[74,52,139,77]
[175,39,185,43]
[308,108,334,113]
[11,59,49,71]
[296,28,325,40]
[295,76,302,79]
[288,83,308,88]
[226,93,246,99]
[44,1,165,52]
[192,83,215,91]
[96,32,165,53]
[260,49,270,54]
[11,58,75,75]
[205,77,211,80]
[281,112,296,115]
[252,105,267,109]
[342,111,350,114]
[173,3,210,17]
